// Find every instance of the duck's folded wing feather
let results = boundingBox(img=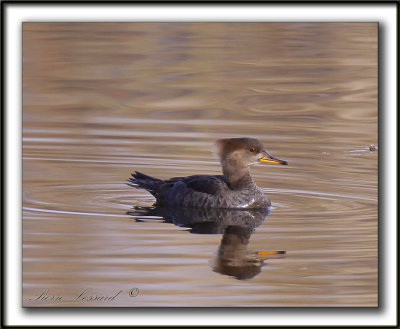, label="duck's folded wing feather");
[166,175,228,196]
